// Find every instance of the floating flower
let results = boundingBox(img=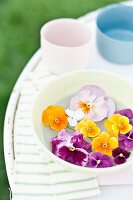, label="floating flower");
[105,114,132,134]
[112,147,130,164]
[80,85,116,117]
[116,108,133,125]
[88,152,113,168]
[51,130,91,166]
[75,118,100,138]
[92,132,118,156]
[42,105,68,131]
[119,130,133,149]
[65,109,84,127]
[70,85,115,122]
